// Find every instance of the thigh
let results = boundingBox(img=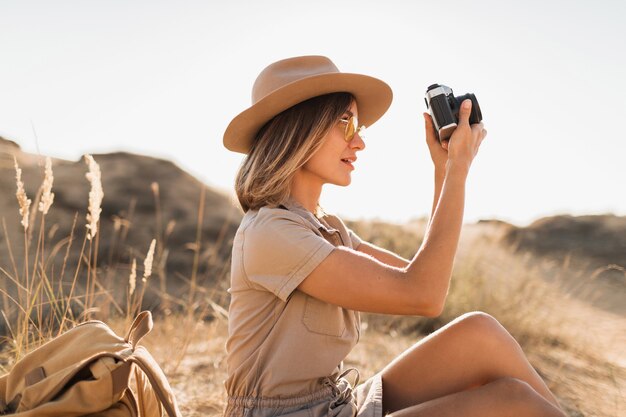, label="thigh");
[380,311,528,414]
[387,377,566,417]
